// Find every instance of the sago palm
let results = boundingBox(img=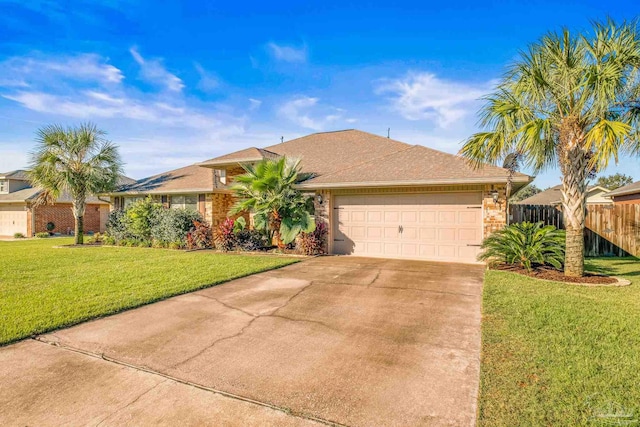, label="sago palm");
[29,123,123,244]
[478,222,566,272]
[231,157,315,248]
[461,20,640,276]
